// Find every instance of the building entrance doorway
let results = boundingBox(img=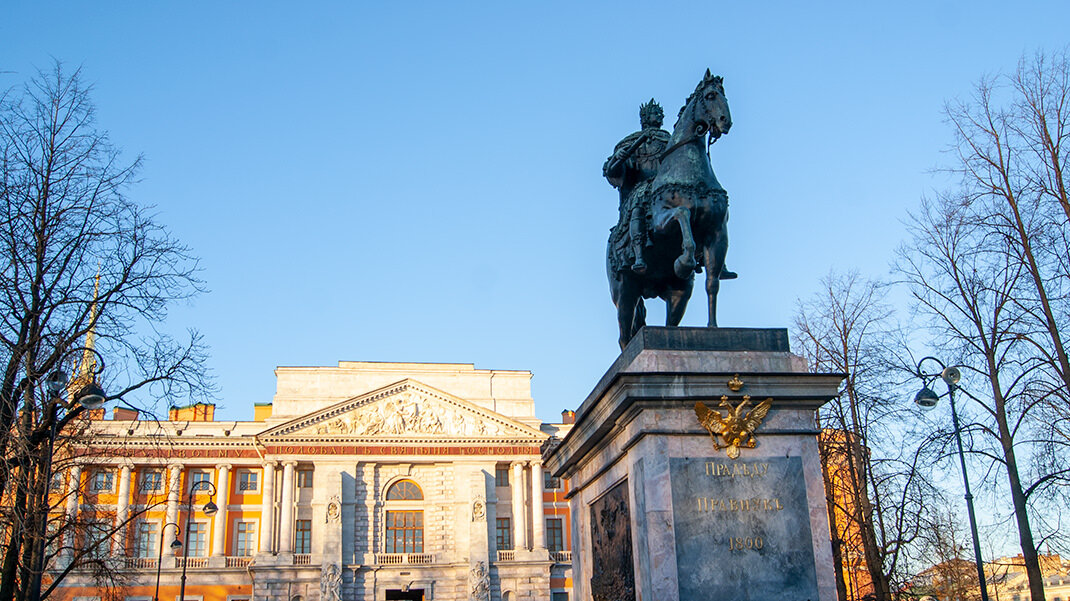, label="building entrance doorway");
[385,590,423,601]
